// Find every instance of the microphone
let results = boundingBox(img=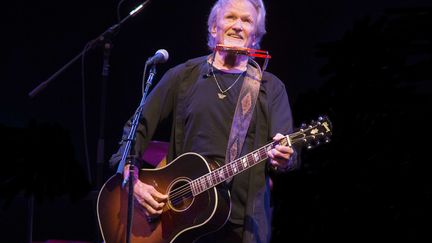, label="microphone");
[203,65,213,78]
[146,49,169,65]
